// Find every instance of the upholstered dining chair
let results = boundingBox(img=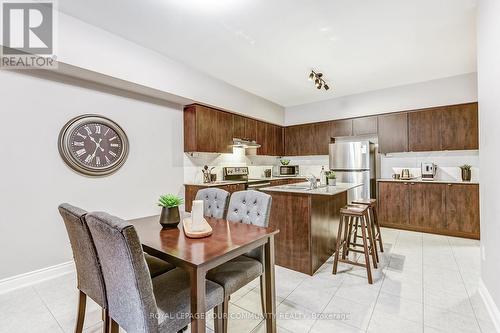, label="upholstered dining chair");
[206,190,272,332]
[85,211,225,333]
[58,204,174,333]
[195,188,230,219]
